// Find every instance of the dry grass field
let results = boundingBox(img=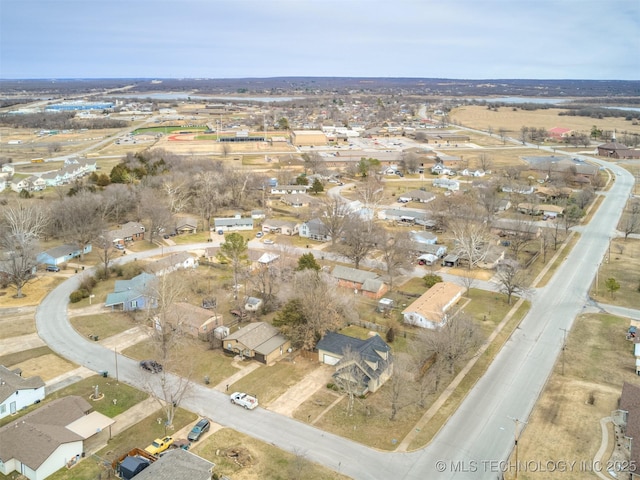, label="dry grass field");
[591,237,640,309]
[504,313,635,480]
[0,275,65,308]
[450,105,640,138]
[10,352,76,382]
